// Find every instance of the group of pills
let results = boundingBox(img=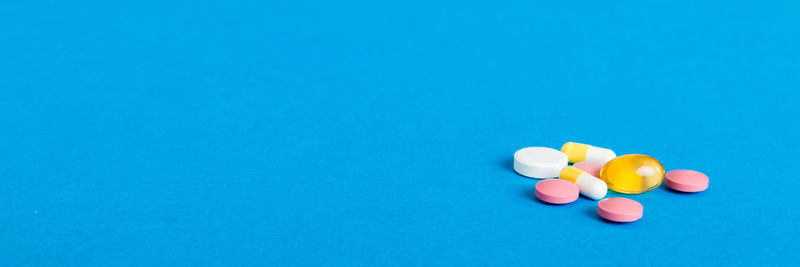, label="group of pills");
[514,142,709,223]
